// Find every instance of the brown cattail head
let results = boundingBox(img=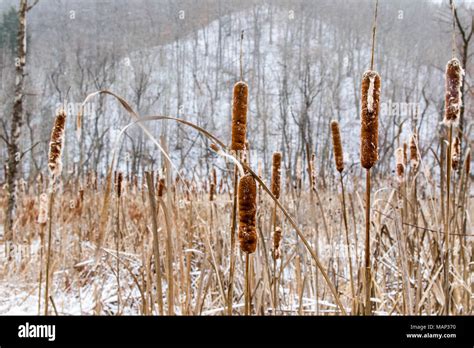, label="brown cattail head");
[395,147,405,183]
[212,167,217,187]
[238,174,257,254]
[360,70,381,169]
[271,152,282,199]
[272,226,282,260]
[403,142,408,166]
[330,120,344,172]
[116,172,123,198]
[209,182,215,201]
[48,108,67,178]
[409,133,419,171]
[157,178,166,197]
[37,193,48,226]
[451,136,461,171]
[444,58,464,126]
[231,81,248,151]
